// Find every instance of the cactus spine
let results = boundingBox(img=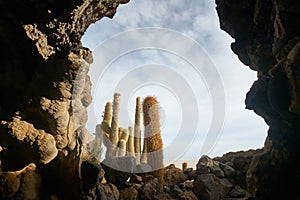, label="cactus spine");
[134,97,142,164]
[105,93,120,158]
[142,96,164,192]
